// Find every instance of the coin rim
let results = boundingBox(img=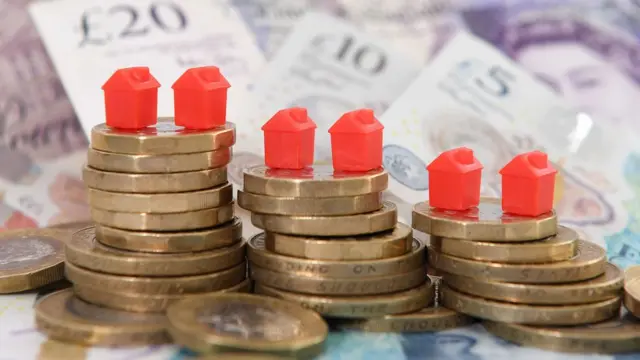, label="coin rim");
[331,307,475,332]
